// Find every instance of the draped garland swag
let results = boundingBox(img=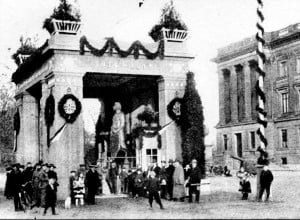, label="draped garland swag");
[79,36,164,60]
